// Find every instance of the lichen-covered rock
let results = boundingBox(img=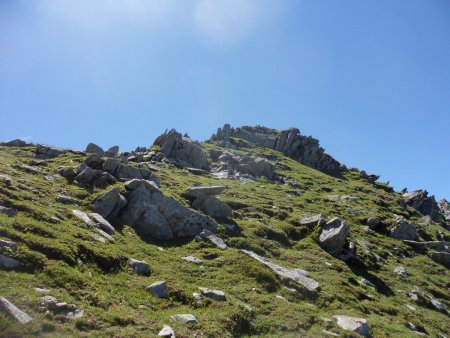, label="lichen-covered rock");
[318,218,349,256]
[153,129,210,170]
